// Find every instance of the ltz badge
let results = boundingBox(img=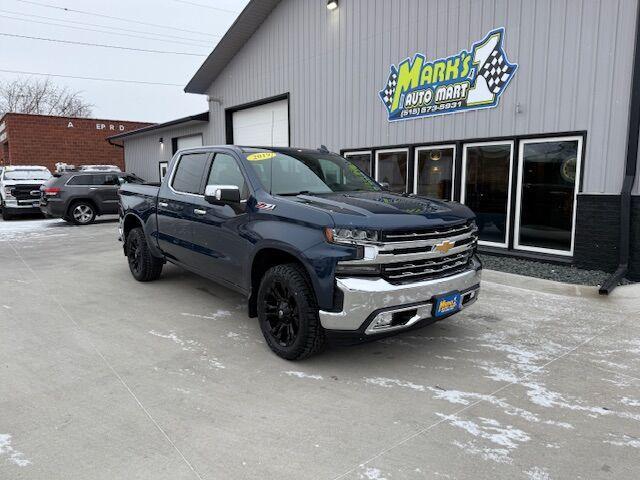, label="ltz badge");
[379,28,517,122]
